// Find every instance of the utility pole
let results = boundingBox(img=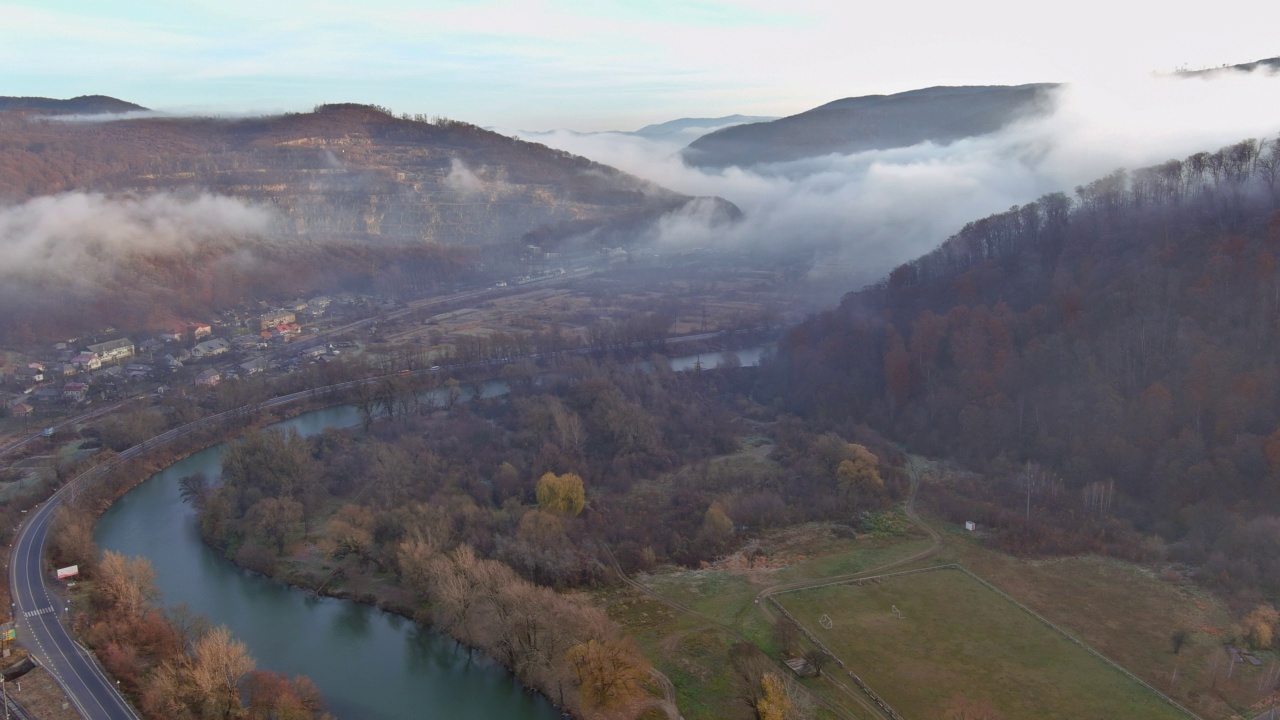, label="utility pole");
[1025,462,1033,522]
